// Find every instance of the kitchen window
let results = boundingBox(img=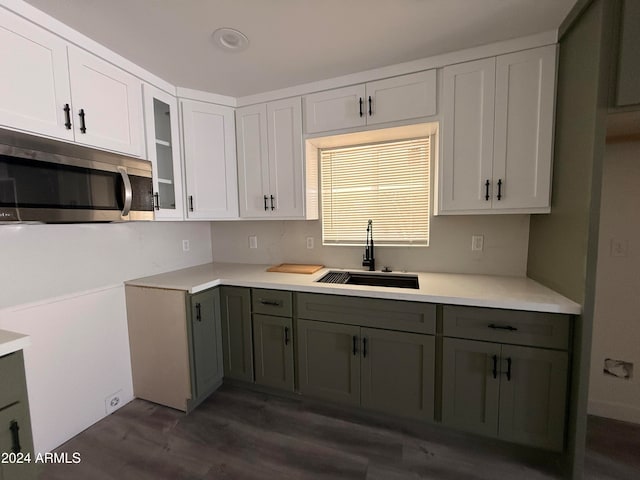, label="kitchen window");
[320,134,431,246]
